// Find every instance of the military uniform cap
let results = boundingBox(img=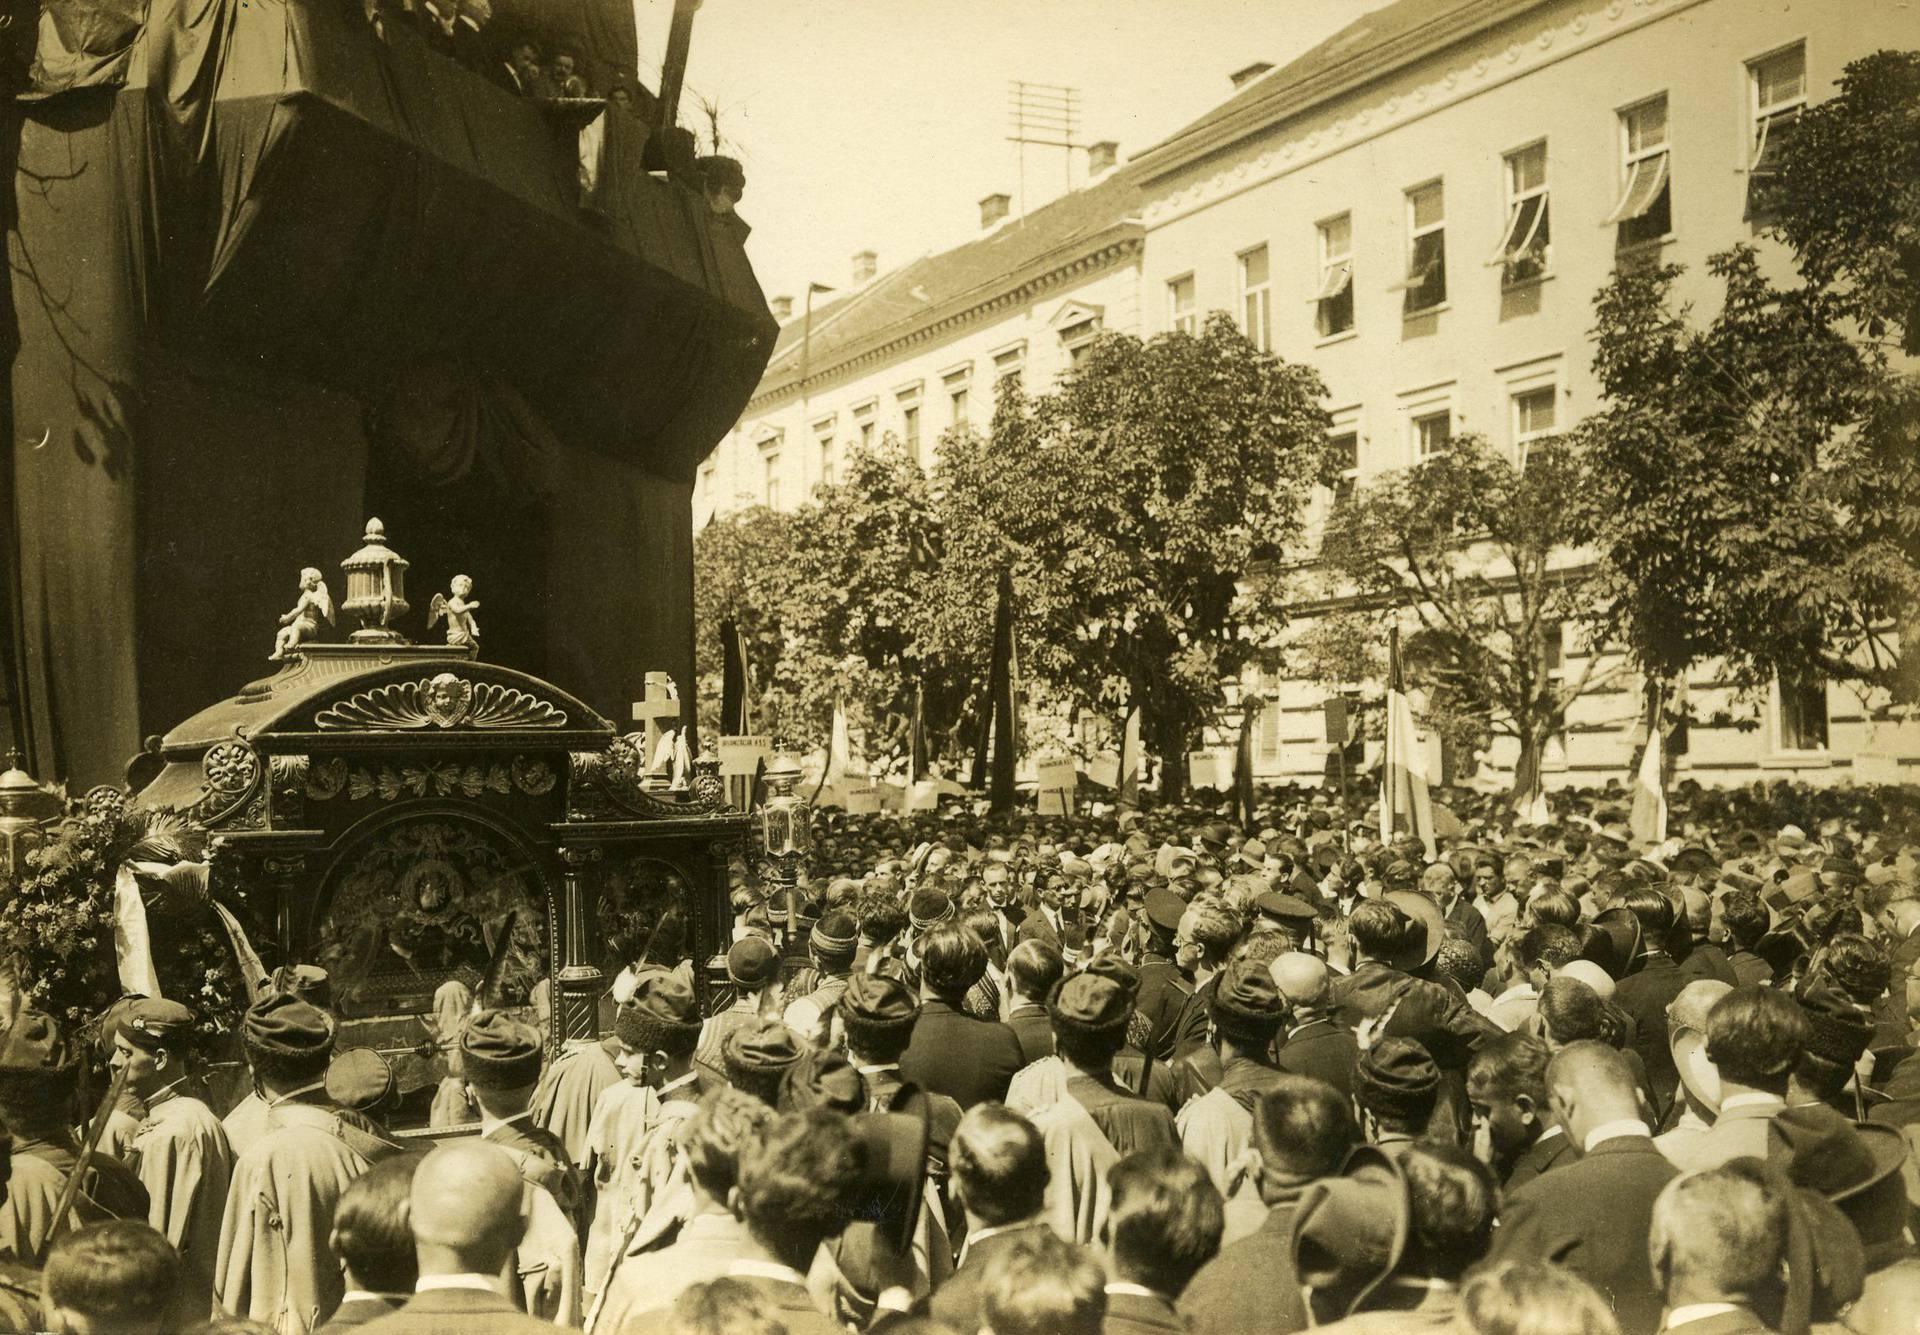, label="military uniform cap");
[1257,892,1318,928]
[1144,886,1187,933]
[1047,972,1131,1035]
[723,1018,805,1086]
[325,1047,396,1112]
[616,968,704,1052]
[1210,958,1287,1042]
[1080,951,1141,1001]
[727,935,781,989]
[243,991,335,1059]
[460,1008,543,1089]
[120,998,196,1052]
[842,973,919,1026]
